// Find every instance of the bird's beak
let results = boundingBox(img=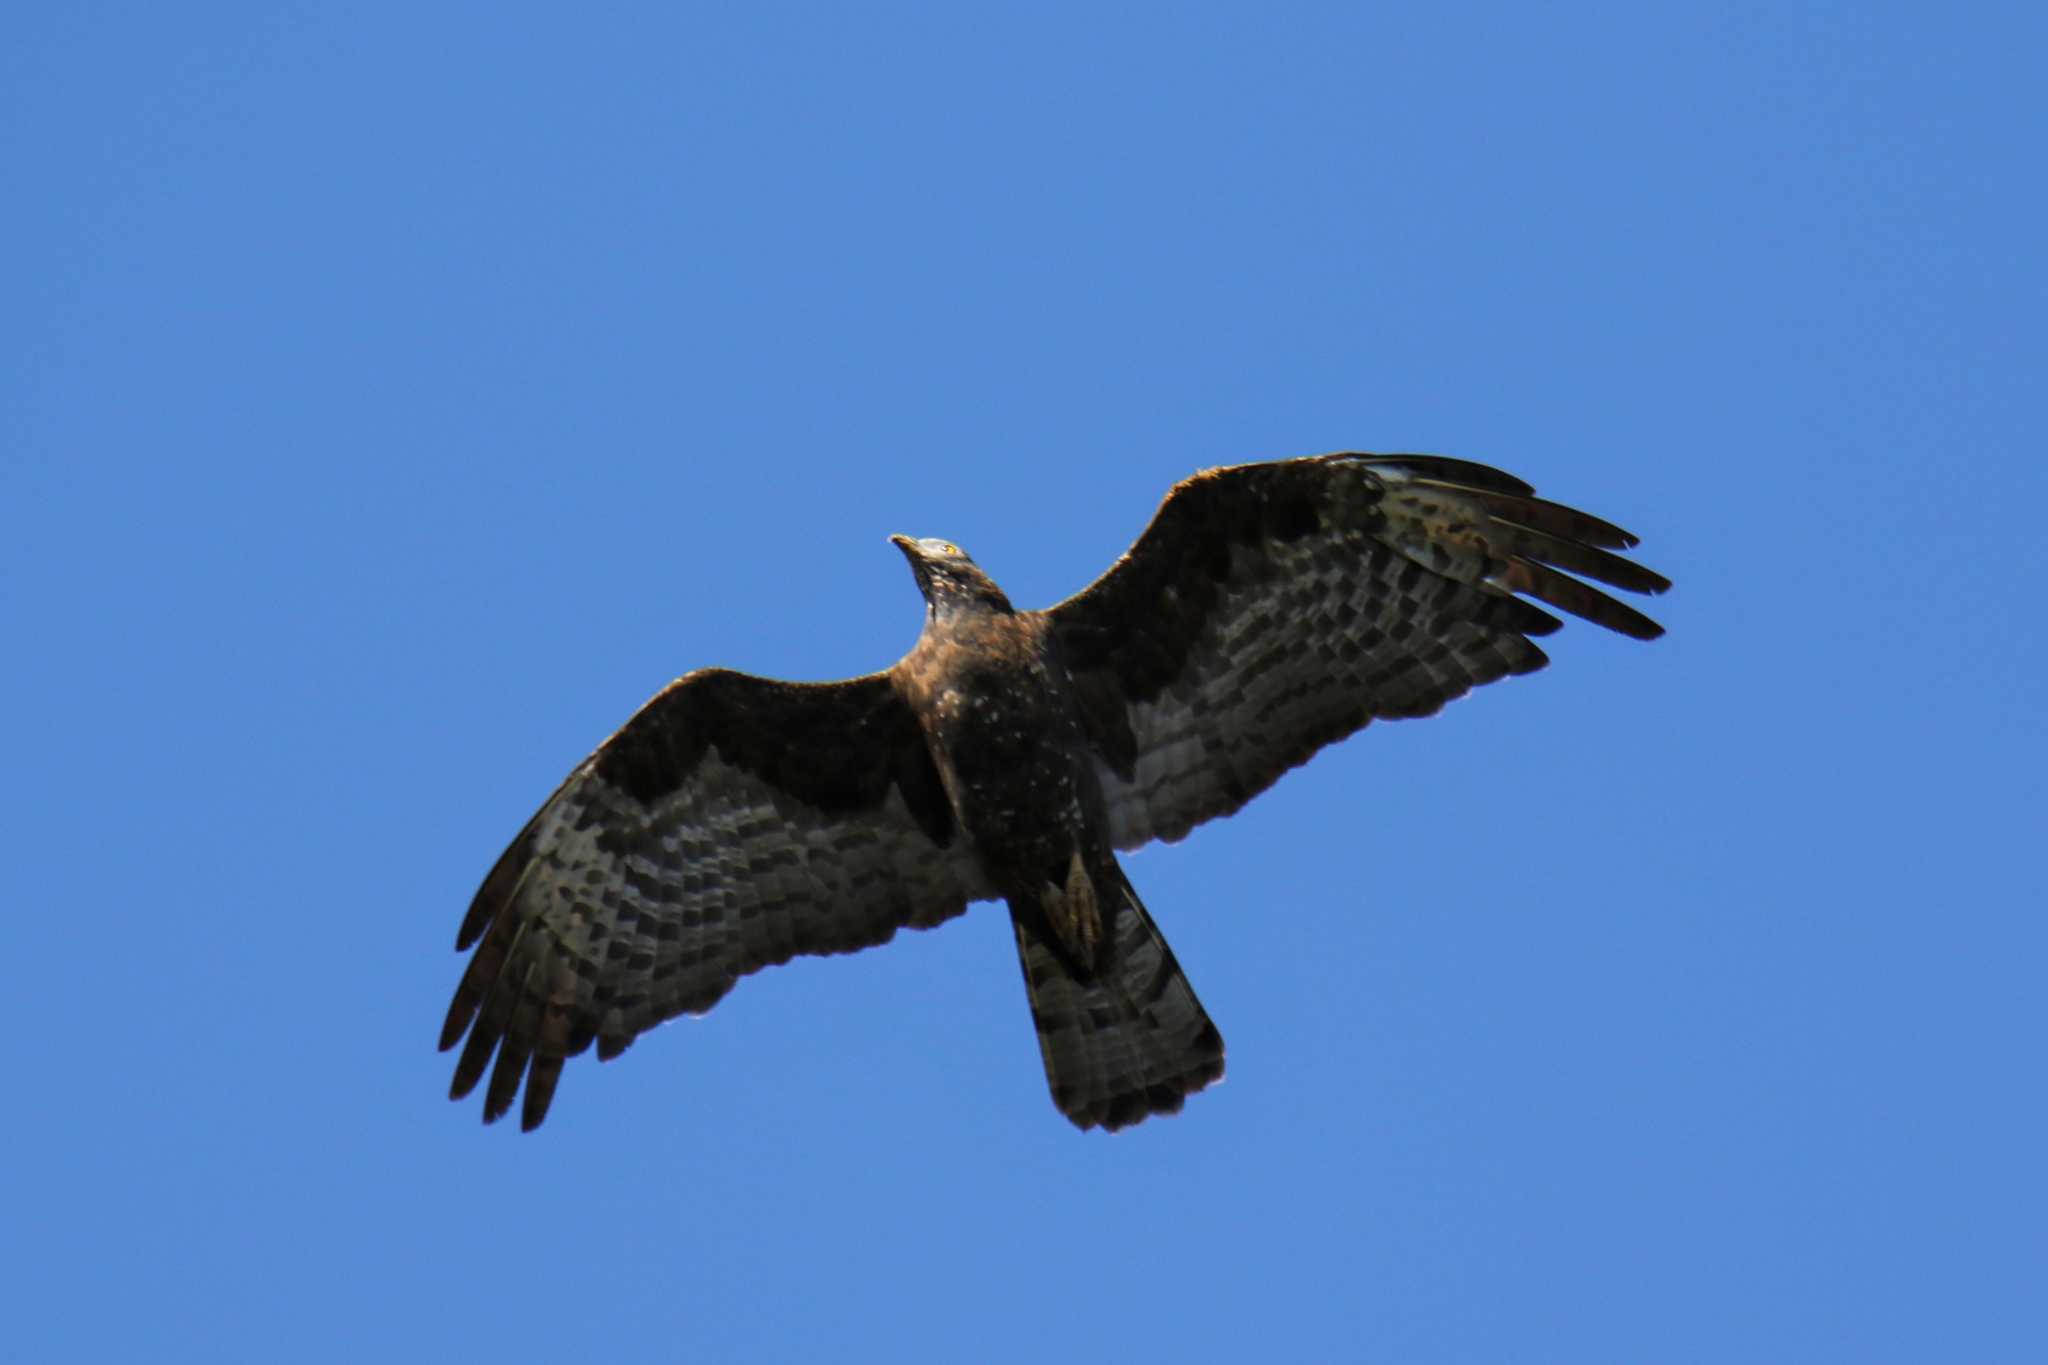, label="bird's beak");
[888,536,937,593]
